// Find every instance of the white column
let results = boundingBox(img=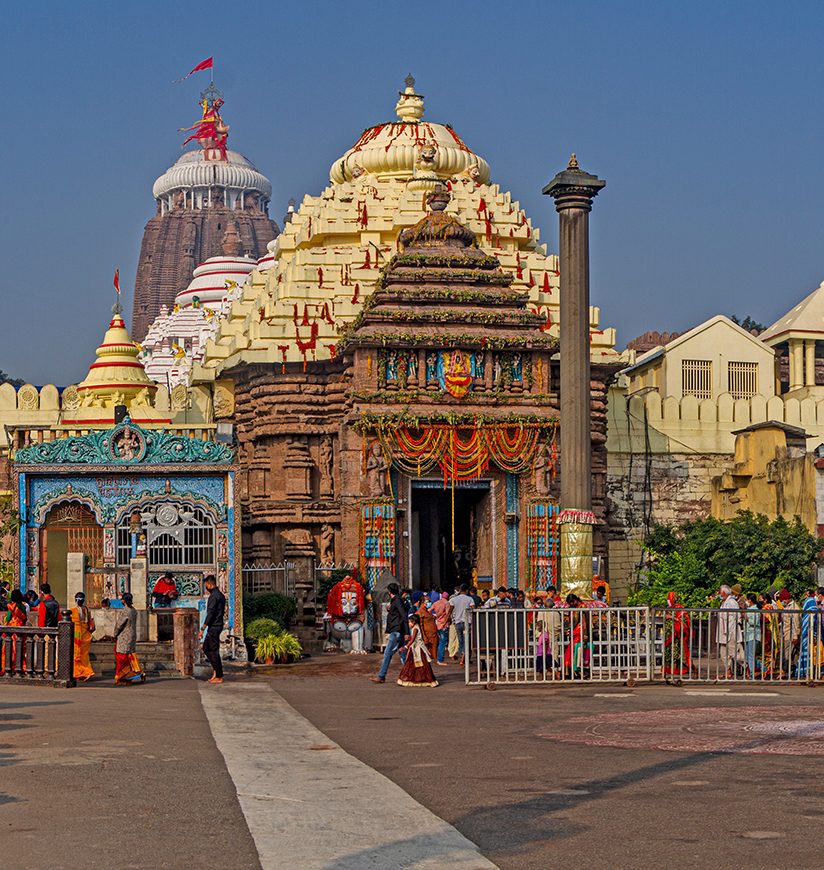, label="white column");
[806,339,816,386]
[789,339,802,390]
